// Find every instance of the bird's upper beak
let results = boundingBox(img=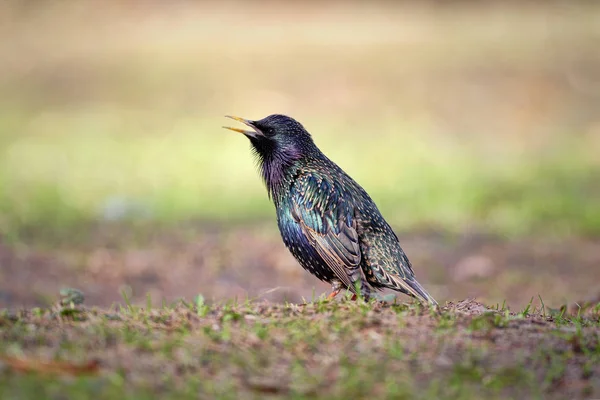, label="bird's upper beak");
[223,116,263,138]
